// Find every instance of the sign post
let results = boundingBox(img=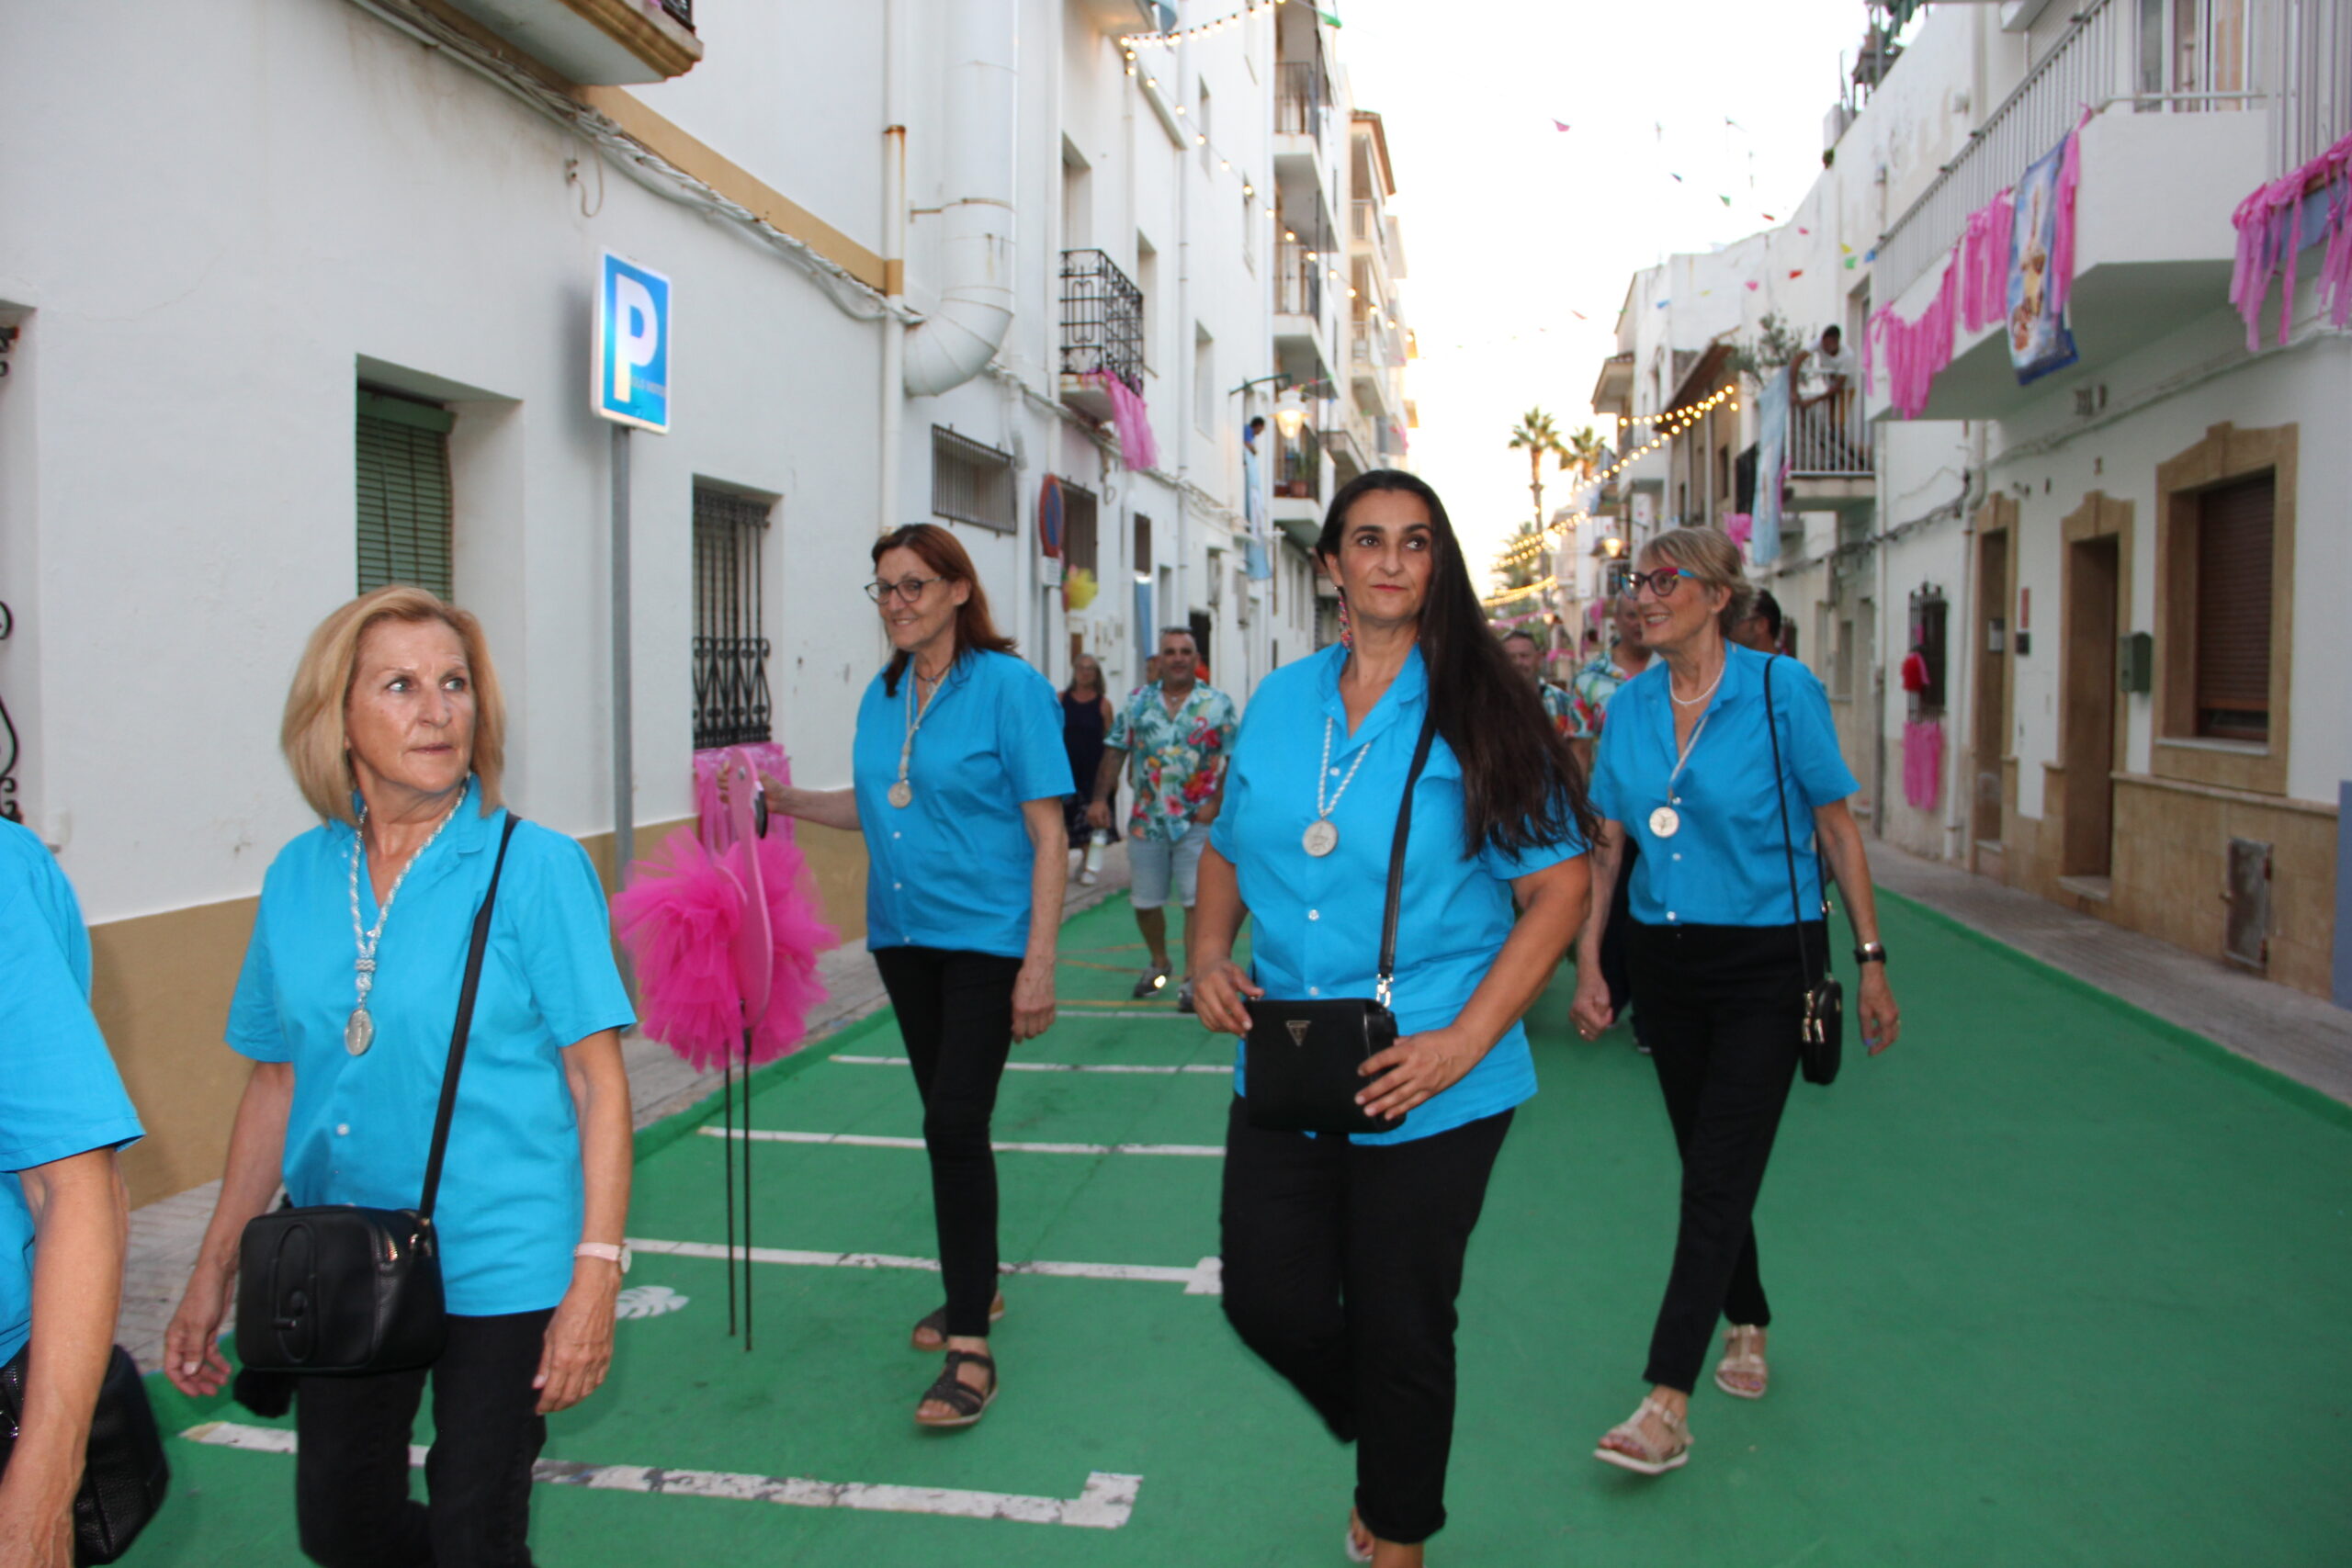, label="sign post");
[594,251,673,885]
